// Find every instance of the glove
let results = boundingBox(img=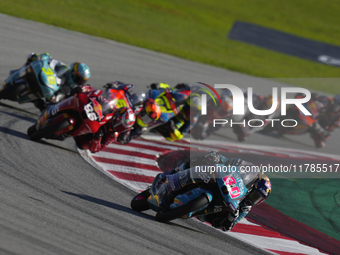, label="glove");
[66,86,83,98]
[117,132,131,144]
[26,52,40,65]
